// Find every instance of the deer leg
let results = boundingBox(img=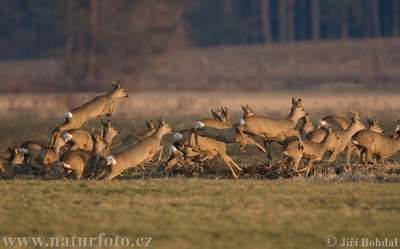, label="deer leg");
[345,145,355,166]
[292,155,302,172]
[245,137,266,153]
[157,147,163,163]
[164,149,184,171]
[328,150,338,163]
[264,140,273,161]
[217,152,241,179]
[365,150,374,164]
[377,155,385,165]
[359,148,367,164]
[305,159,314,176]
